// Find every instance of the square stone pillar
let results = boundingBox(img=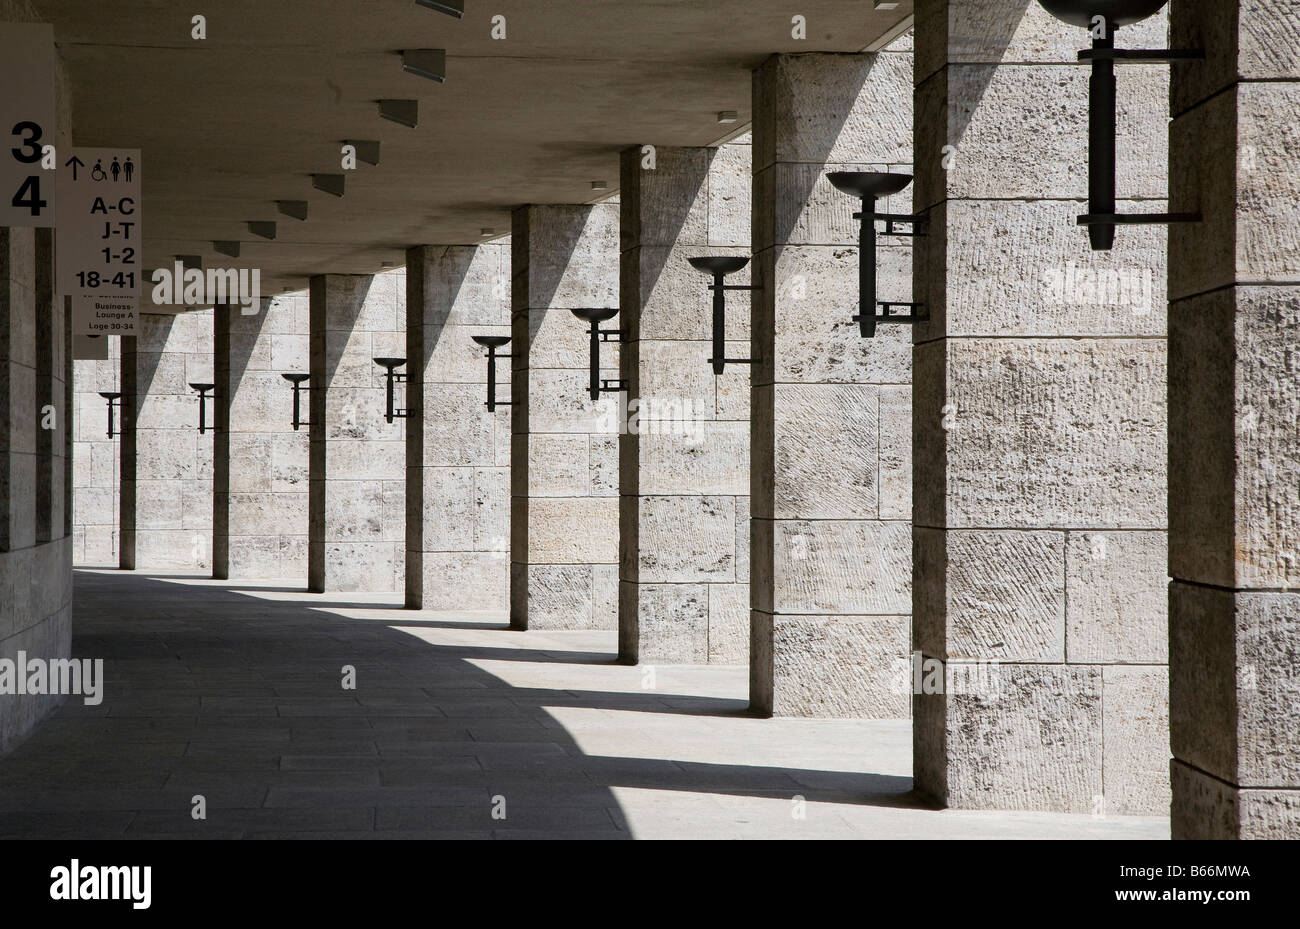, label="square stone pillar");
[912,2,1170,812]
[510,204,620,630]
[1,227,37,554]
[308,273,405,593]
[1,223,73,755]
[34,229,65,544]
[618,142,751,664]
[1168,0,1300,838]
[118,311,214,572]
[750,47,914,718]
[406,244,510,611]
[213,293,310,580]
